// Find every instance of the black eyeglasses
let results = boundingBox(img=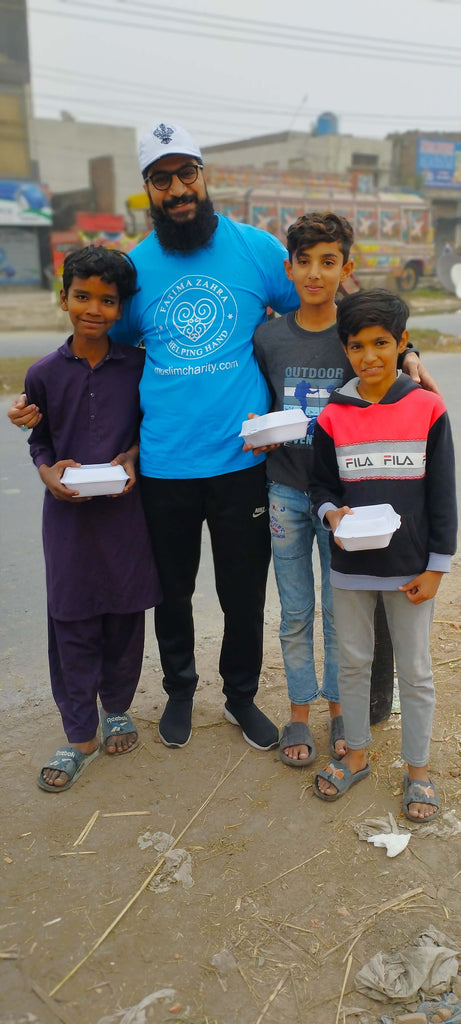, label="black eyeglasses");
[145,163,203,191]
